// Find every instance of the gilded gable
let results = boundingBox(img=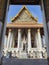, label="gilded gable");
[12,6,37,23]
